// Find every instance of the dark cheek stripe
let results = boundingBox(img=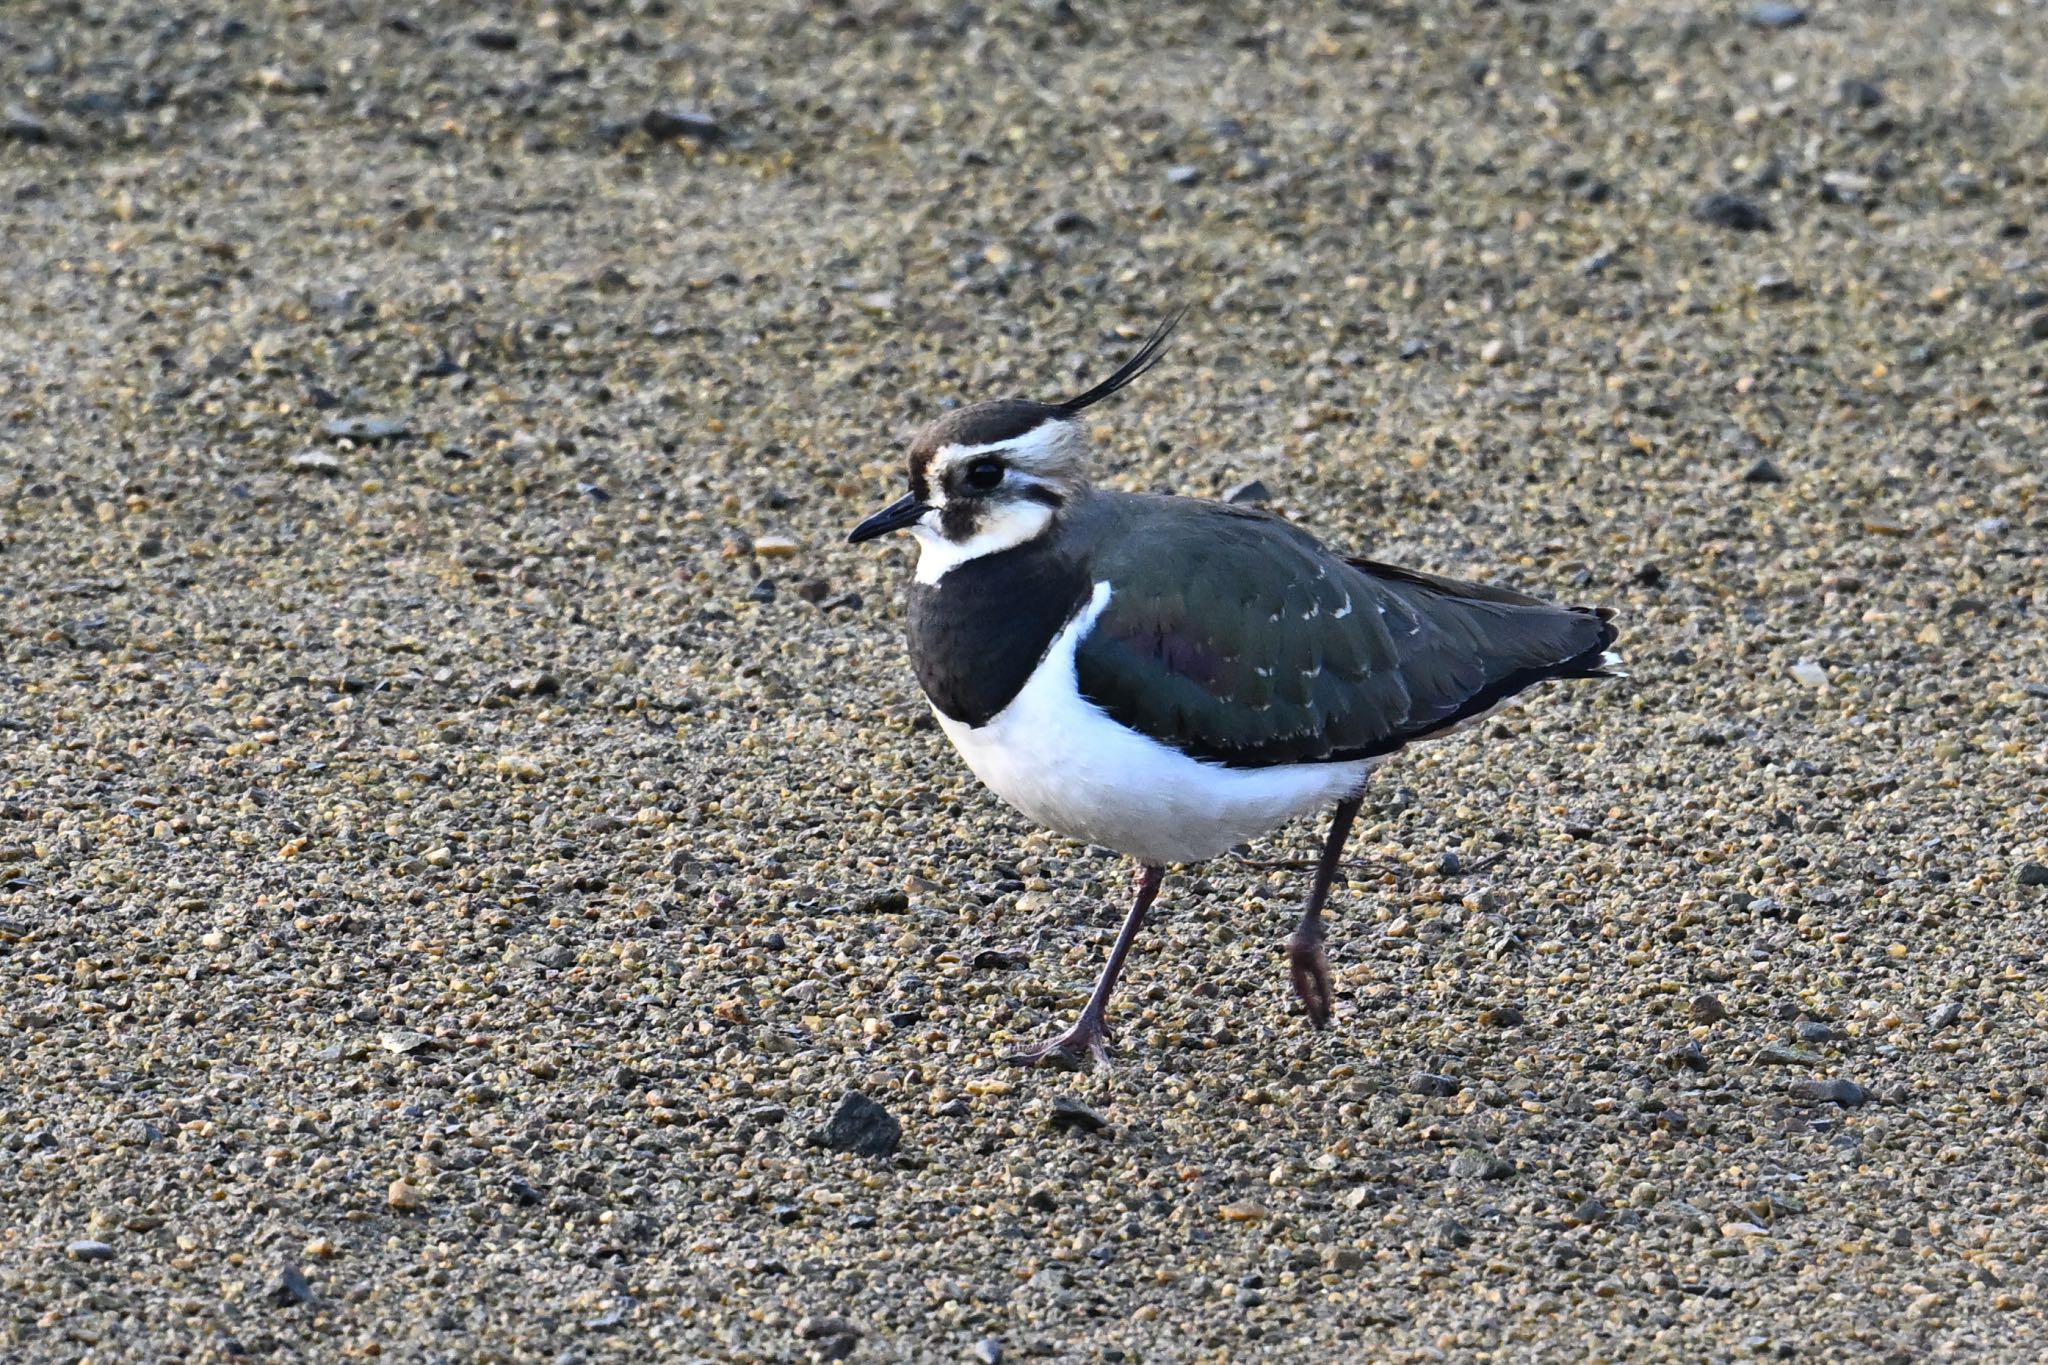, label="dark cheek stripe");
[940,499,980,540]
